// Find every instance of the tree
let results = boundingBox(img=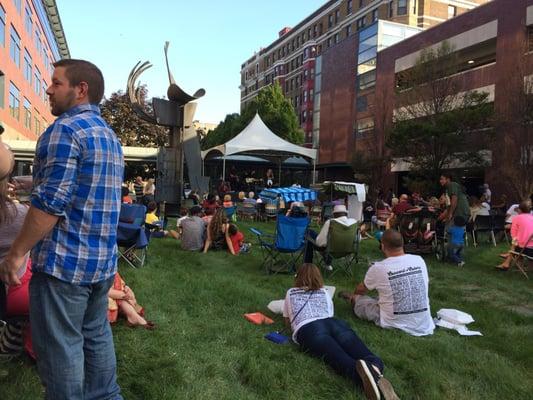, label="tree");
[100,86,168,147]
[496,35,533,200]
[201,82,304,150]
[388,41,494,191]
